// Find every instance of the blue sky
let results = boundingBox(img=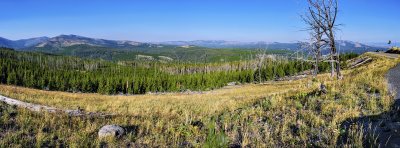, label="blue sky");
[0,0,399,43]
